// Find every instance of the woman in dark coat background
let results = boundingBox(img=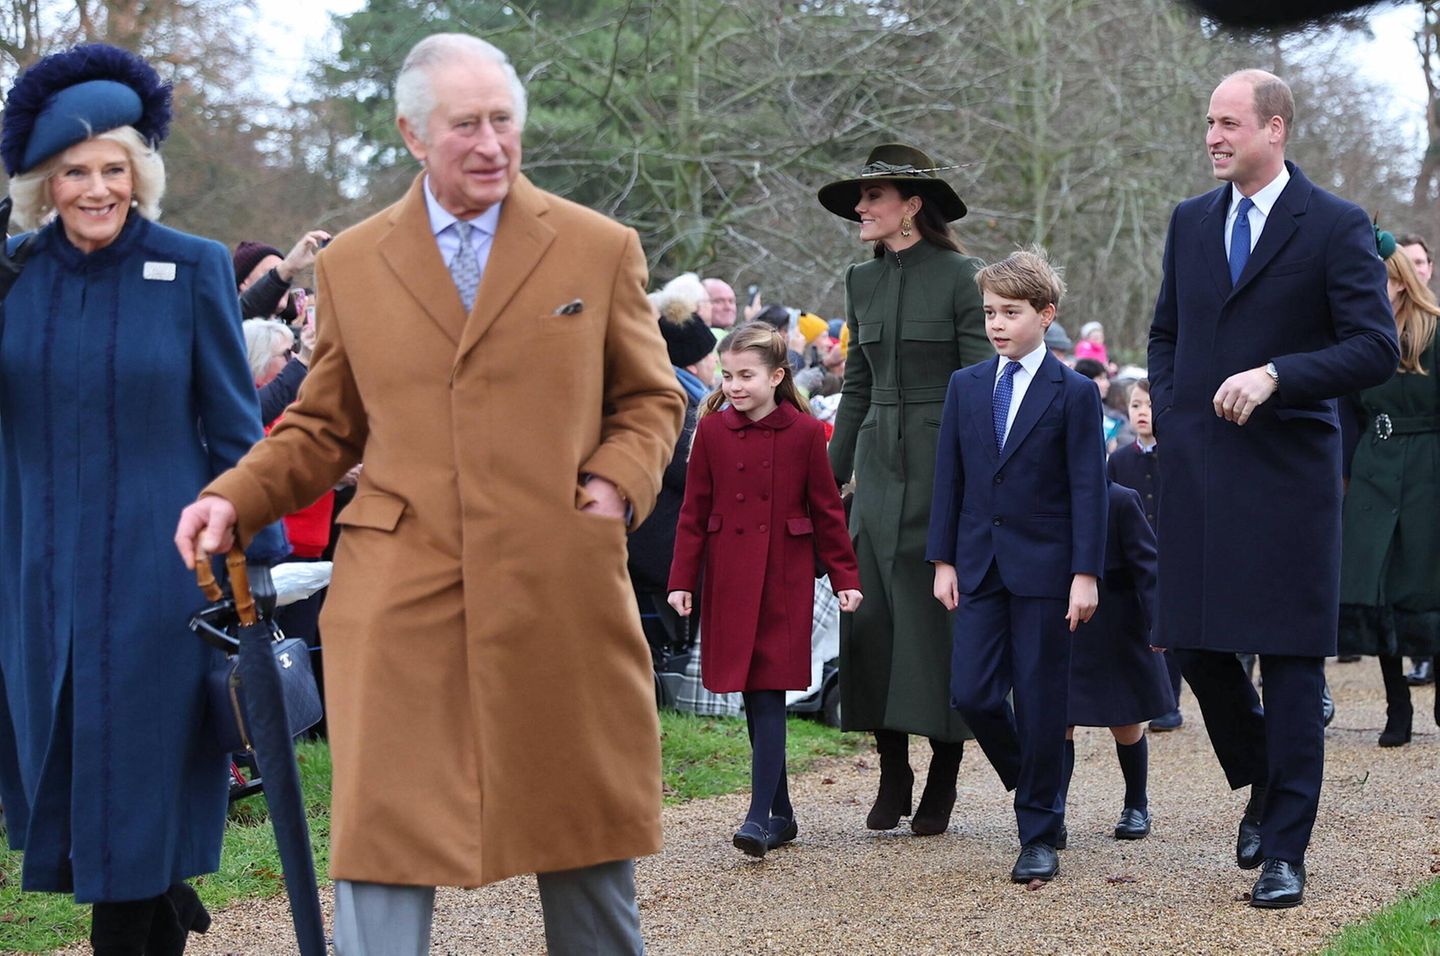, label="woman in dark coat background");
[1339,245,1440,746]
[819,144,990,836]
[0,45,284,954]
